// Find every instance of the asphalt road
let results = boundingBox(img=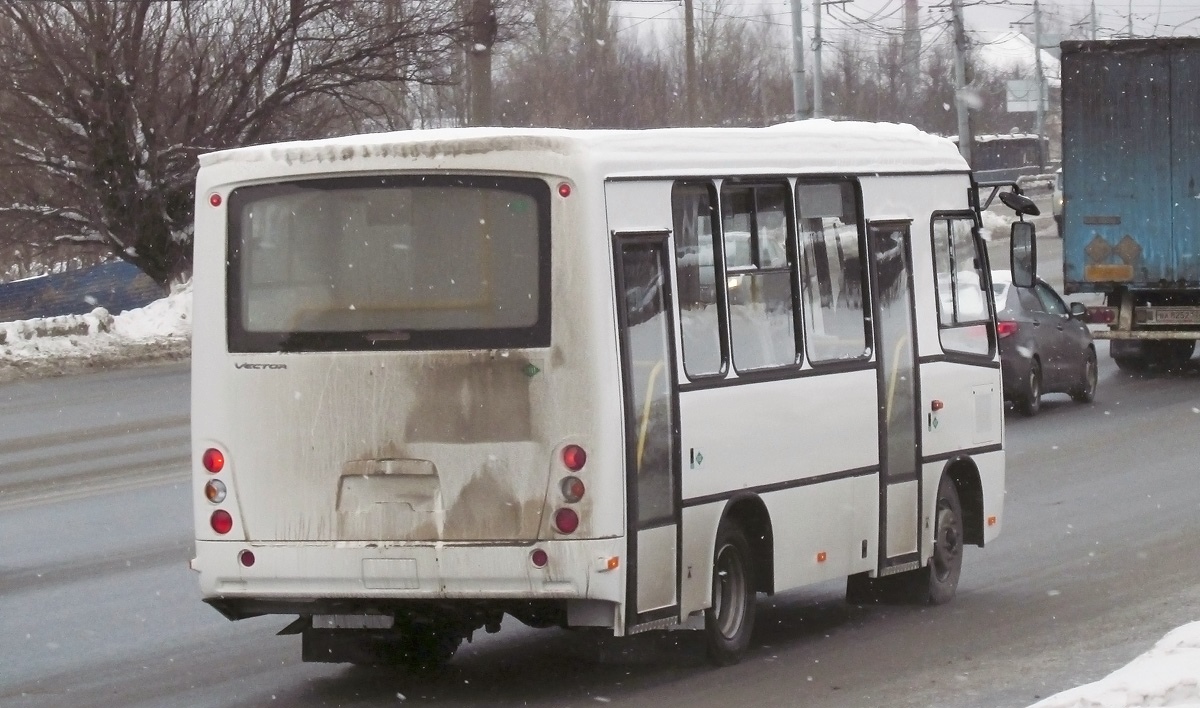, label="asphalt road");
[3,347,1199,707]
